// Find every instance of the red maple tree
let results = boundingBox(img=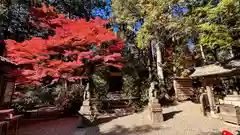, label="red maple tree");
[5,4,124,85]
